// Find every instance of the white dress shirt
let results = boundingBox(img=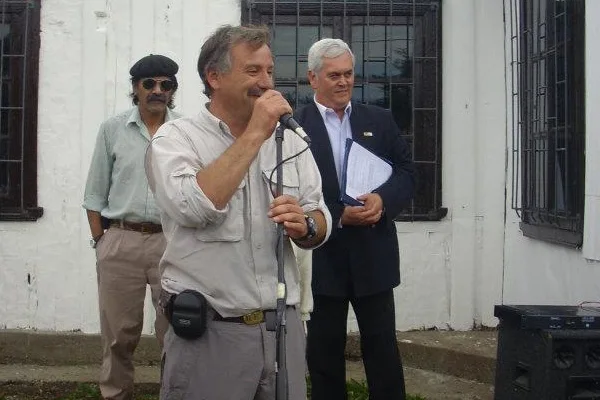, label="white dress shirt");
[313,97,353,184]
